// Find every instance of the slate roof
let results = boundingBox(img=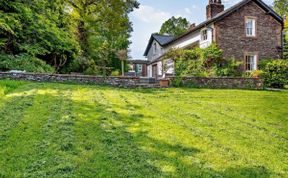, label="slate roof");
[143,0,283,57]
[166,0,283,46]
[143,34,174,56]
